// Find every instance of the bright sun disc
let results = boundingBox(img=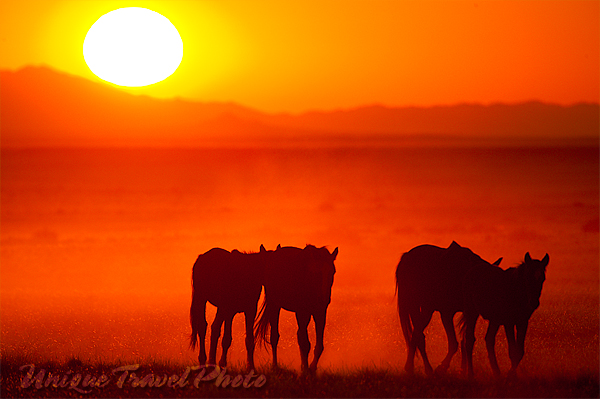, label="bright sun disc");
[83,7,183,87]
